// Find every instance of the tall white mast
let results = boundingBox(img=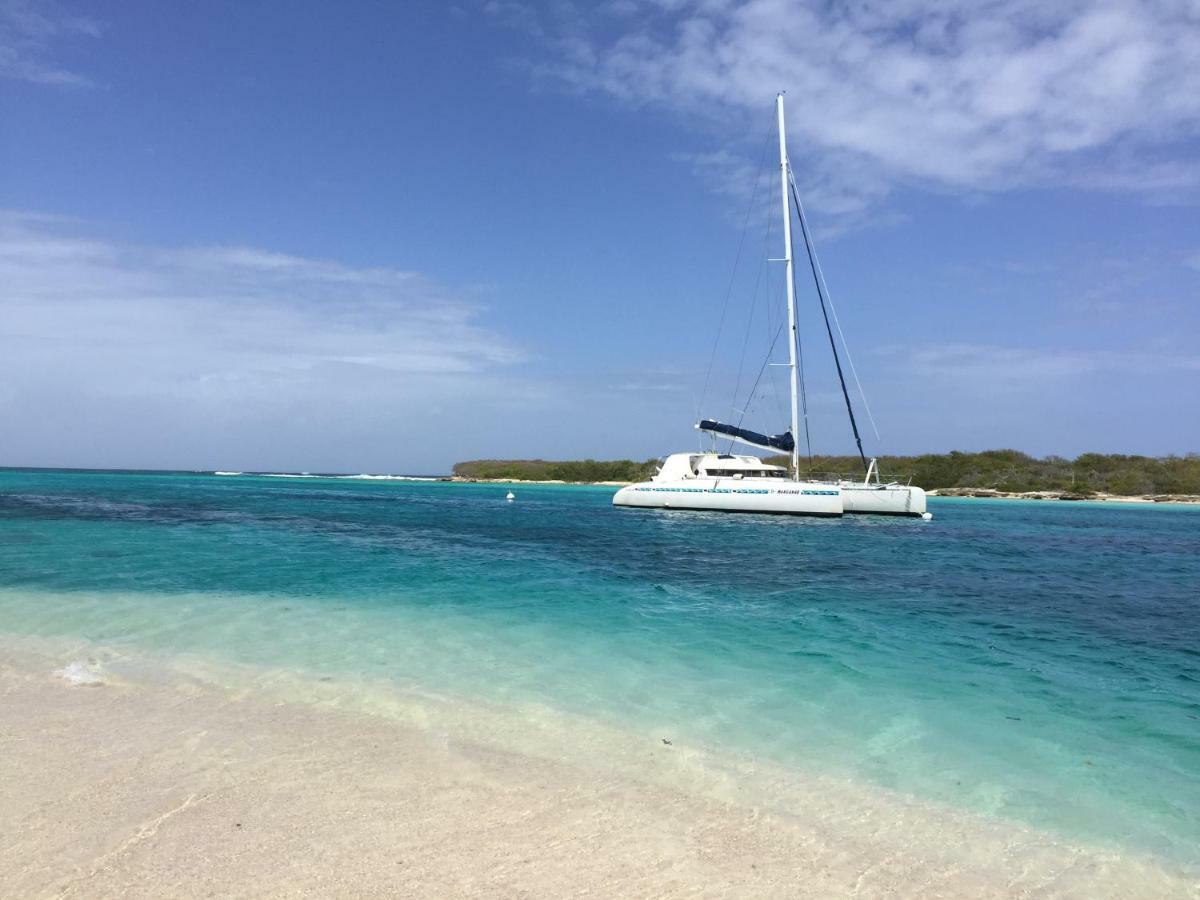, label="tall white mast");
[777,92,801,479]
